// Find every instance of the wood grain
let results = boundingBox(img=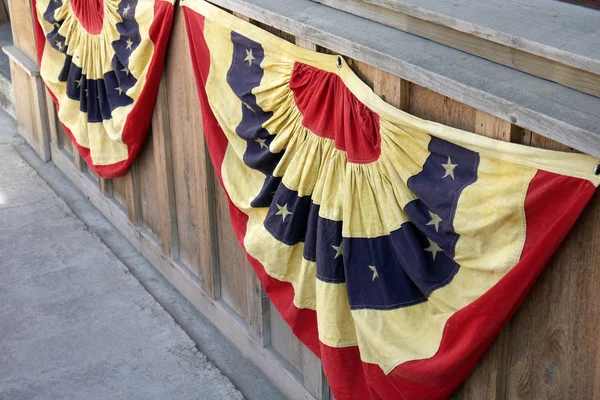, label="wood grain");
[215,182,249,320]
[410,83,476,132]
[149,74,179,257]
[13,3,599,398]
[315,0,600,98]
[269,301,306,373]
[6,0,37,61]
[364,0,600,74]
[164,7,217,295]
[373,68,409,112]
[44,89,59,146]
[8,57,51,162]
